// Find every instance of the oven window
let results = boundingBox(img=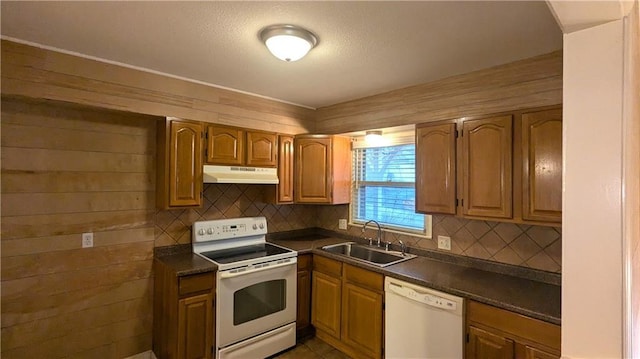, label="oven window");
[233,279,286,325]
